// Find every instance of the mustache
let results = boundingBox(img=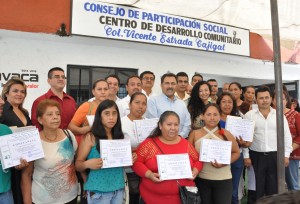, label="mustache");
[167,88,174,91]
